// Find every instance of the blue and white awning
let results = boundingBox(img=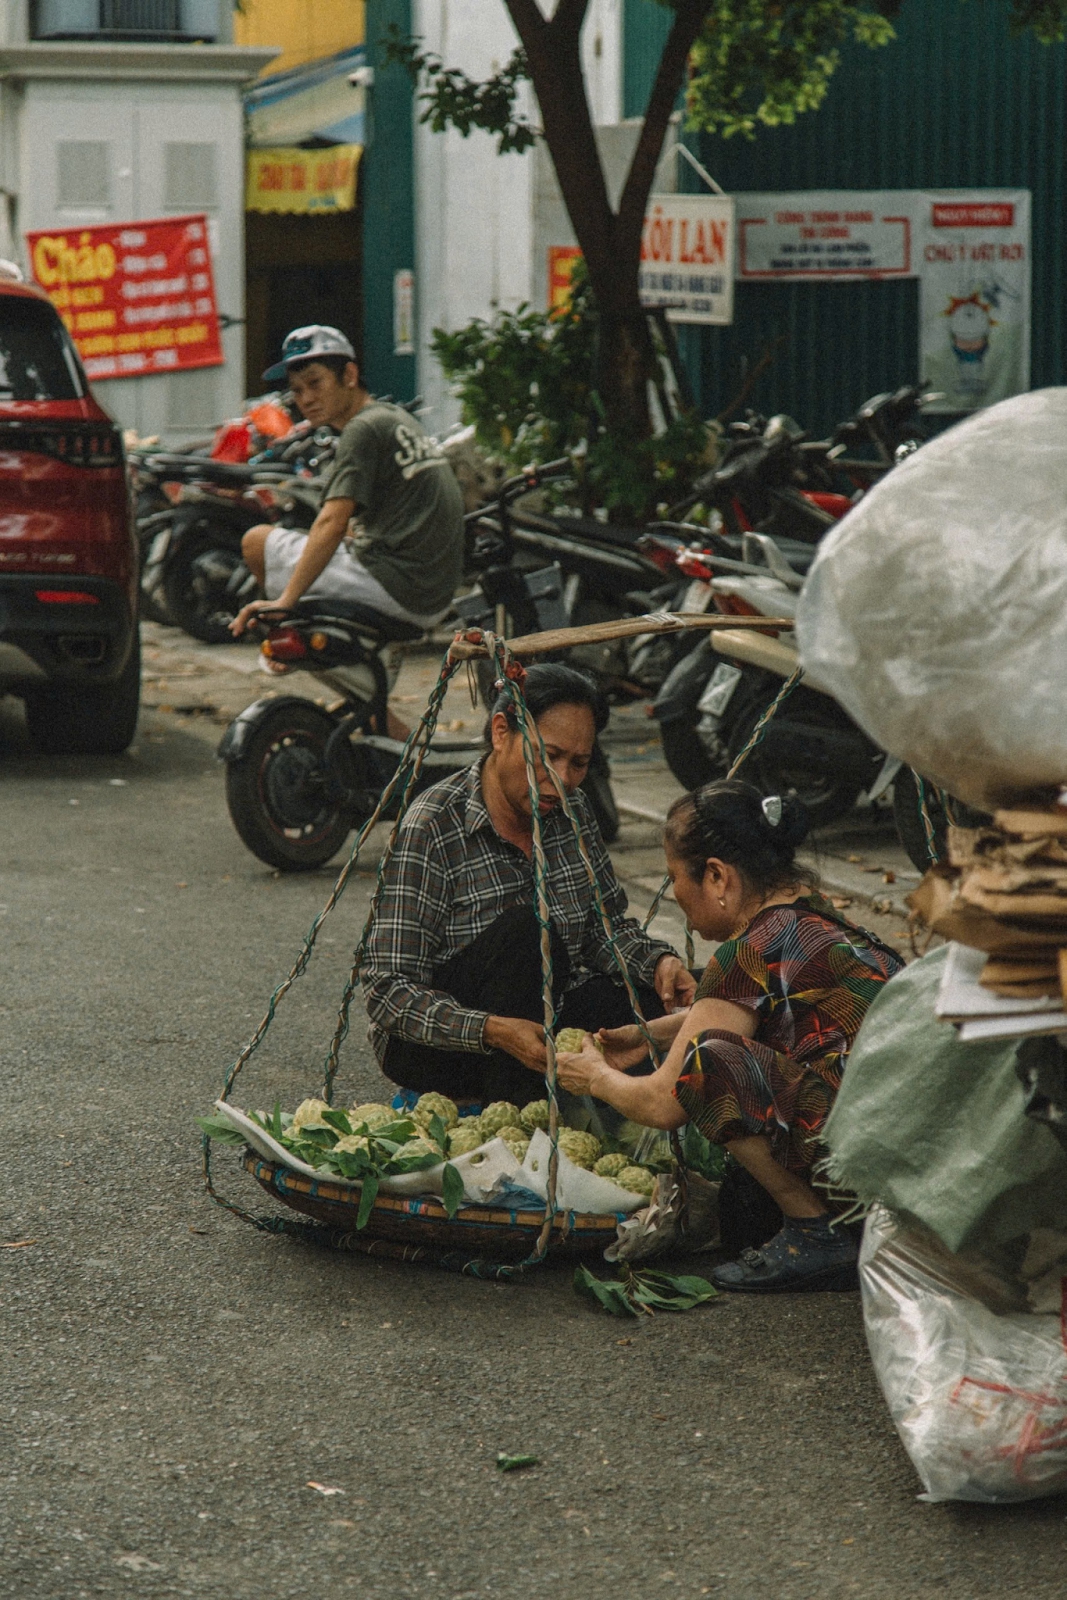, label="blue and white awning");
[245,46,367,149]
